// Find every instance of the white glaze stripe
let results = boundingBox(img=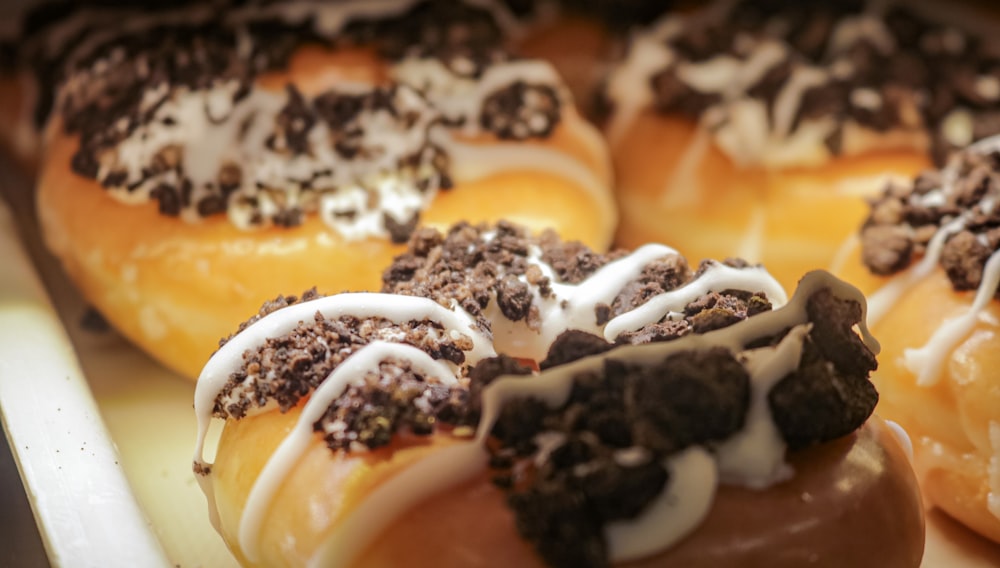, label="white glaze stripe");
[479,243,688,362]
[238,342,459,562]
[308,442,489,568]
[605,448,718,562]
[714,325,809,488]
[903,249,1000,386]
[192,292,493,467]
[604,262,789,340]
[884,418,915,462]
[866,216,967,327]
